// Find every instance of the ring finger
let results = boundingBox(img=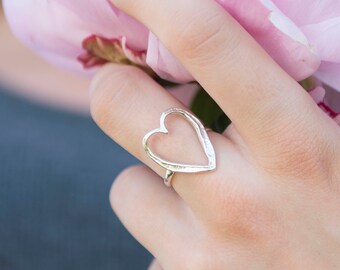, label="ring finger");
[90,64,241,214]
